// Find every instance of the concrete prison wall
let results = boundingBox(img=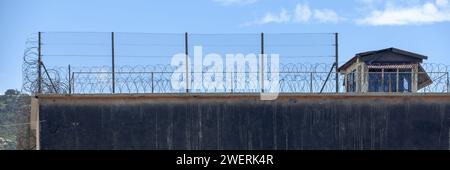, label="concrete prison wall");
[36,94,450,150]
